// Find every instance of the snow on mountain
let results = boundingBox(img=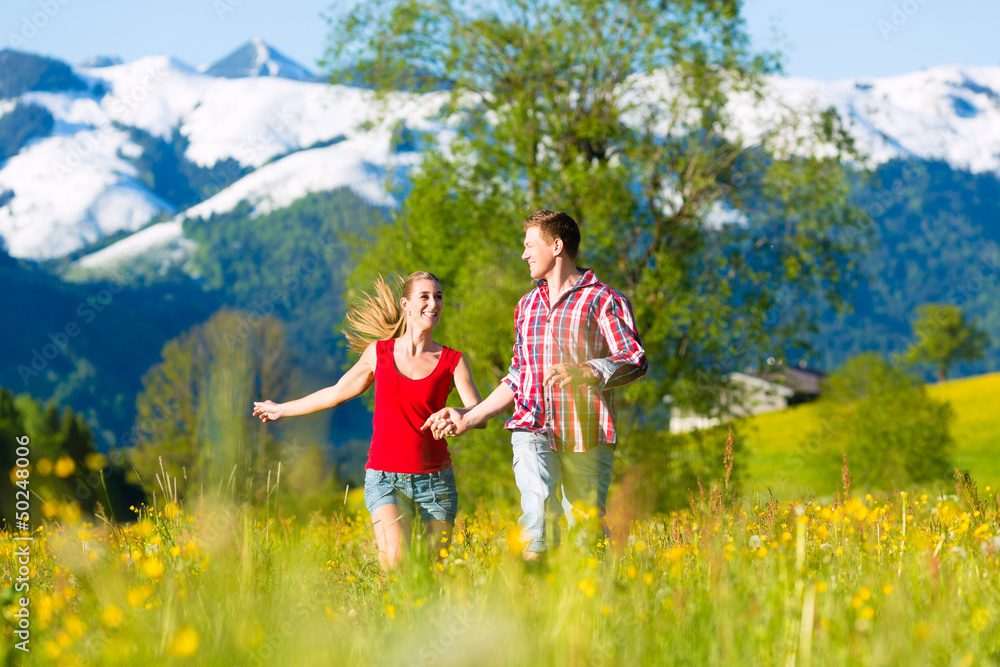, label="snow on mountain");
[180,133,412,220]
[0,48,444,262]
[180,78,400,169]
[67,219,193,280]
[202,37,315,81]
[4,43,1000,269]
[765,66,1000,172]
[0,89,175,259]
[71,132,418,278]
[81,55,213,139]
[83,53,432,168]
